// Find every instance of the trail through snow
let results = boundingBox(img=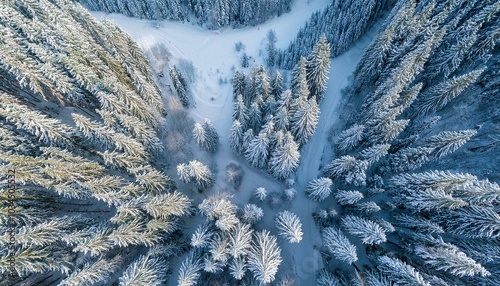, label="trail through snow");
[92,2,382,284]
